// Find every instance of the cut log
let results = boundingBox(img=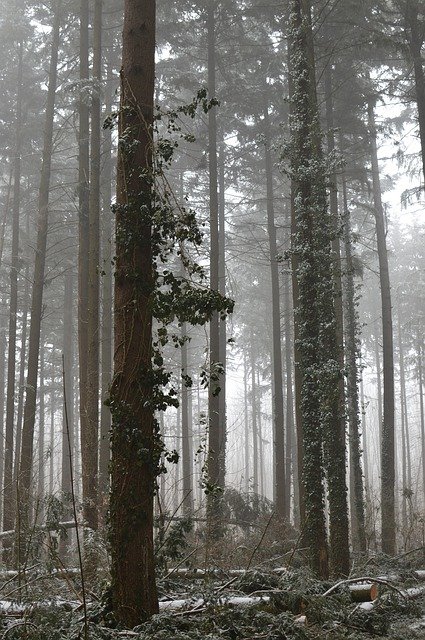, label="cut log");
[349,583,379,602]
